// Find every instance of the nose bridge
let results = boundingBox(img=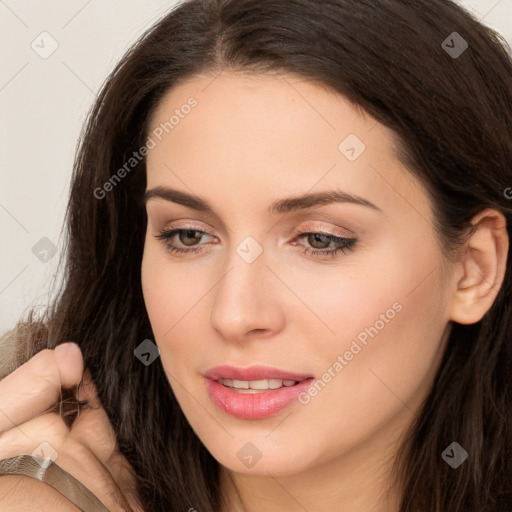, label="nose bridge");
[215,234,268,313]
[209,234,284,340]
